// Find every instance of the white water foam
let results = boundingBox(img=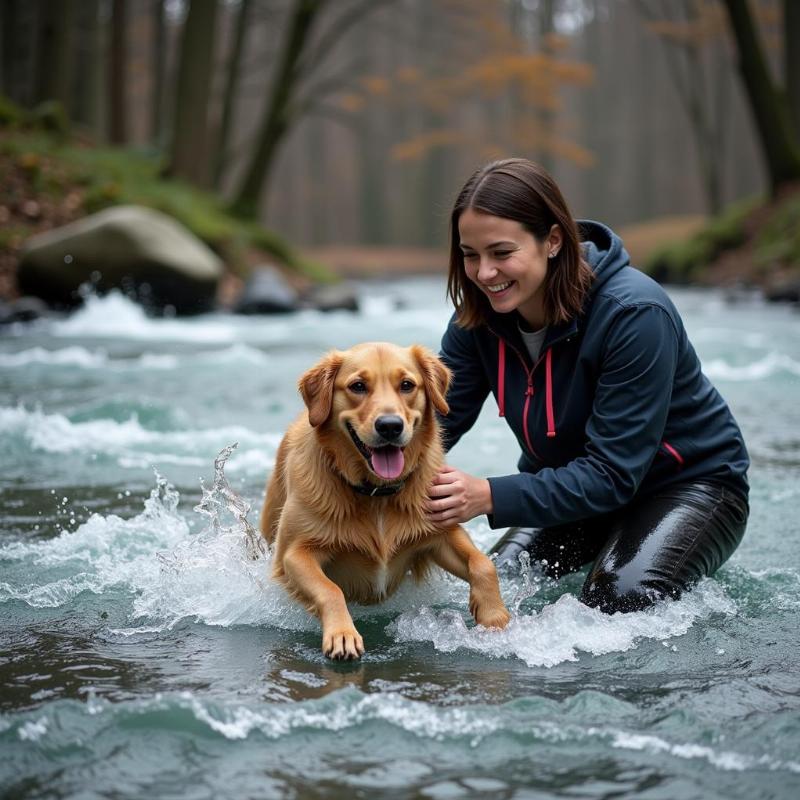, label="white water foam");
[50,291,241,343]
[7,689,799,776]
[703,352,800,381]
[0,342,271,371]
[0,405,280,472]
[599,728,800,774]
[387,580,737,668]
[0,473,190,607]
[0,346,109,368]
[42,289,449,348]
